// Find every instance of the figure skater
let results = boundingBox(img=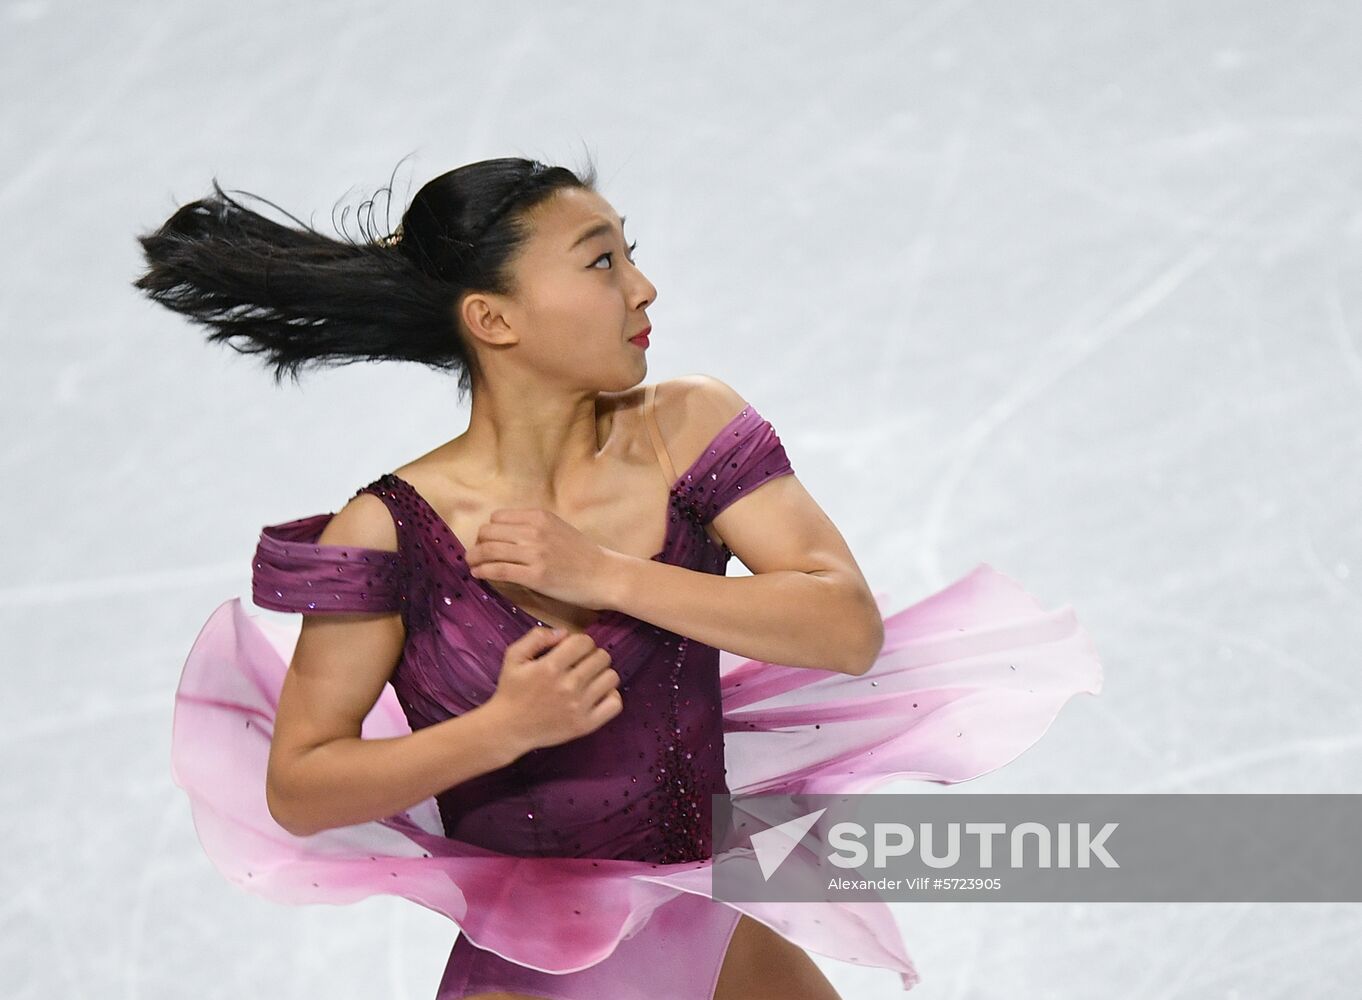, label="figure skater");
[132,154,1104,999]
